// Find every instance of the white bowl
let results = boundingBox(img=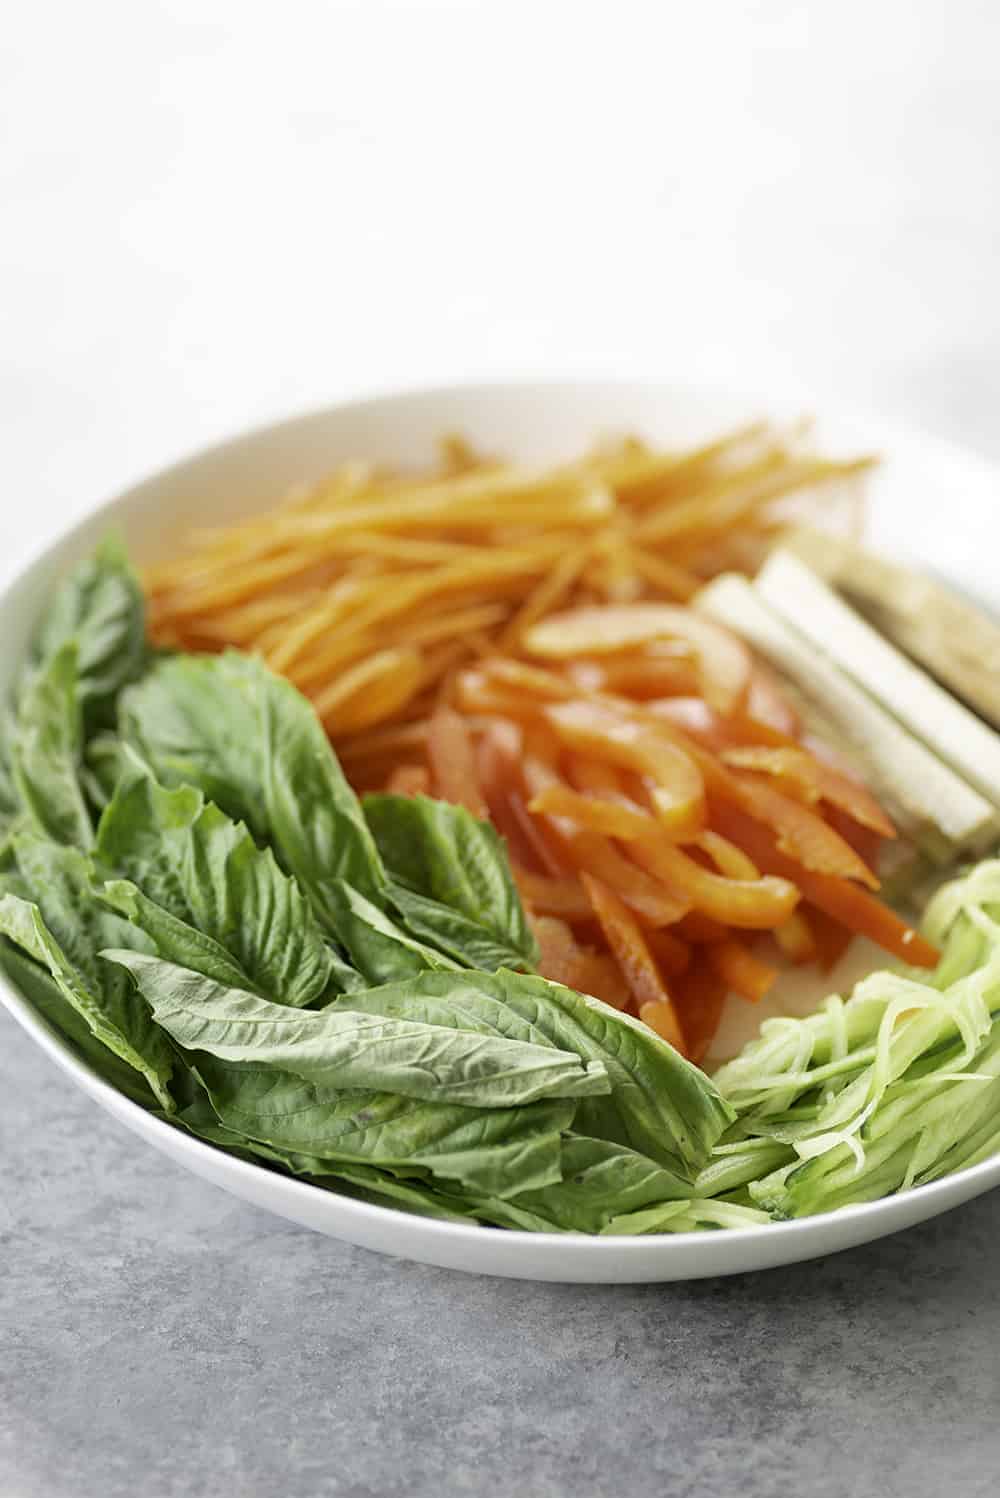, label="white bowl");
[4,377,1000,1282]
